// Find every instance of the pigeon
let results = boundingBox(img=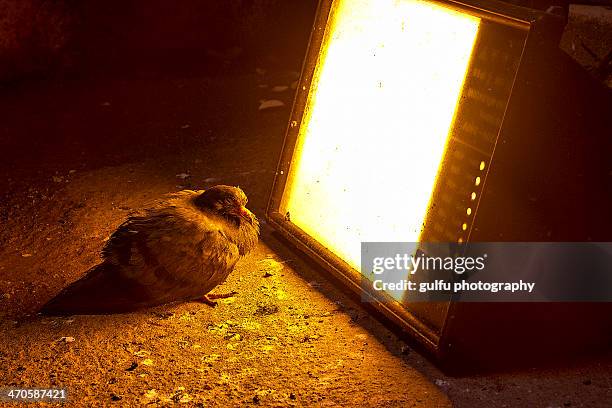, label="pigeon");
[40,185,259,315]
